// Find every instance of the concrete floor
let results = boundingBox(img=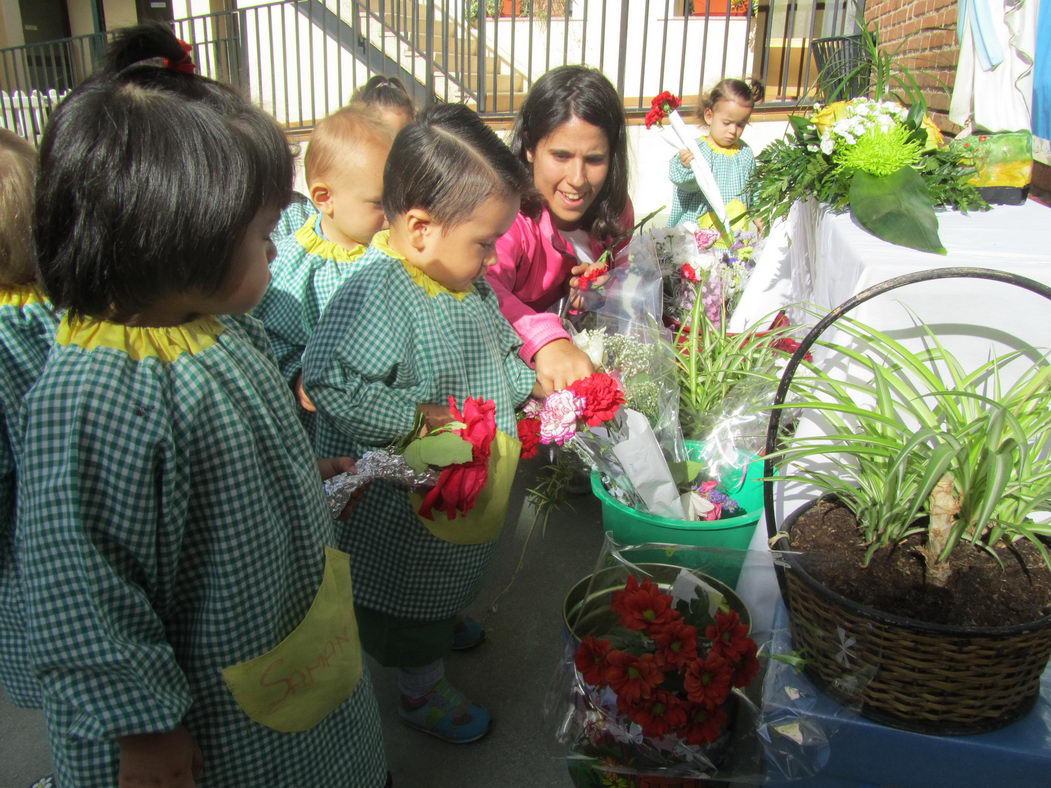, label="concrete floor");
[0,458,605,788]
